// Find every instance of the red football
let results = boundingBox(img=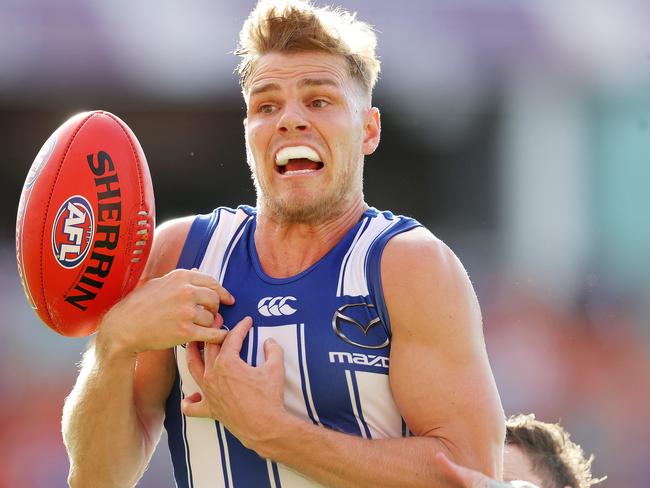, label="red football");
[16,110,155,337]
